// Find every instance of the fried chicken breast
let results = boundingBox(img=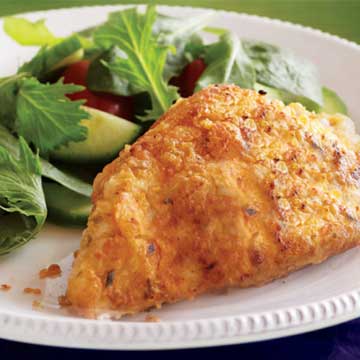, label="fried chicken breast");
[67,85,360,318]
